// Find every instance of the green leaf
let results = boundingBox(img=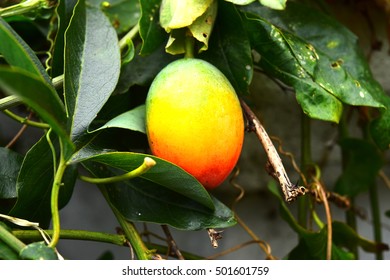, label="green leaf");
[332,221,389,254]
[50,0,78,77]
[240,3,385,122]
[116,45,175,93]
[0,17,50,83]
[9,134,77,228]
[139,0,167,55]
[288,233,355,260]
[199,1,252,95]
[99,0,141,34]
[84,162,236,230]
[0,148,23,200]
[335,138,383,197]
[242,14,342,122]
[19,242,58,260]
[64,0,121,142]
[0,67,71,147]
[70,151,214,210]
[160,0,213,32]
[90,104,146,134]
[259,0,286,10]
[268,181,366,260]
